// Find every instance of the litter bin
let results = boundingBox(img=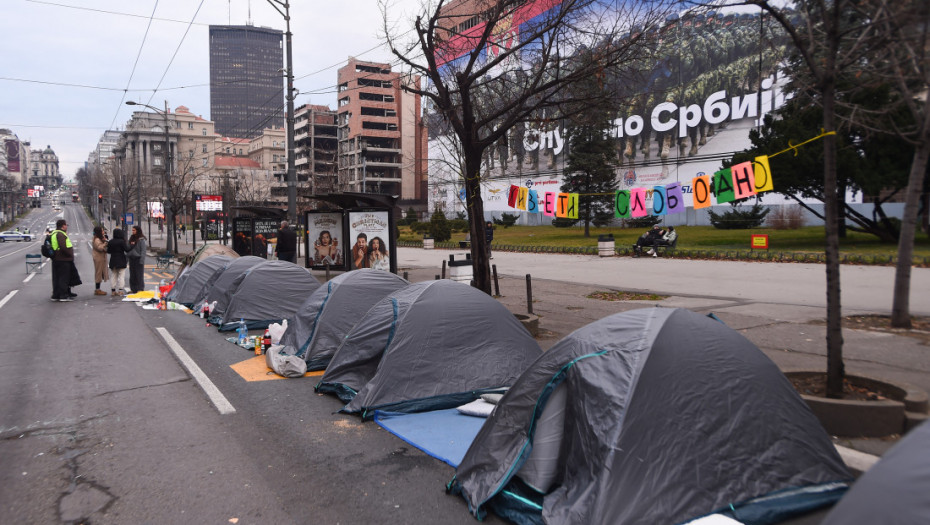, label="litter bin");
[598,234,615,257]
[423,236,434,250]
[448,254,473,284]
